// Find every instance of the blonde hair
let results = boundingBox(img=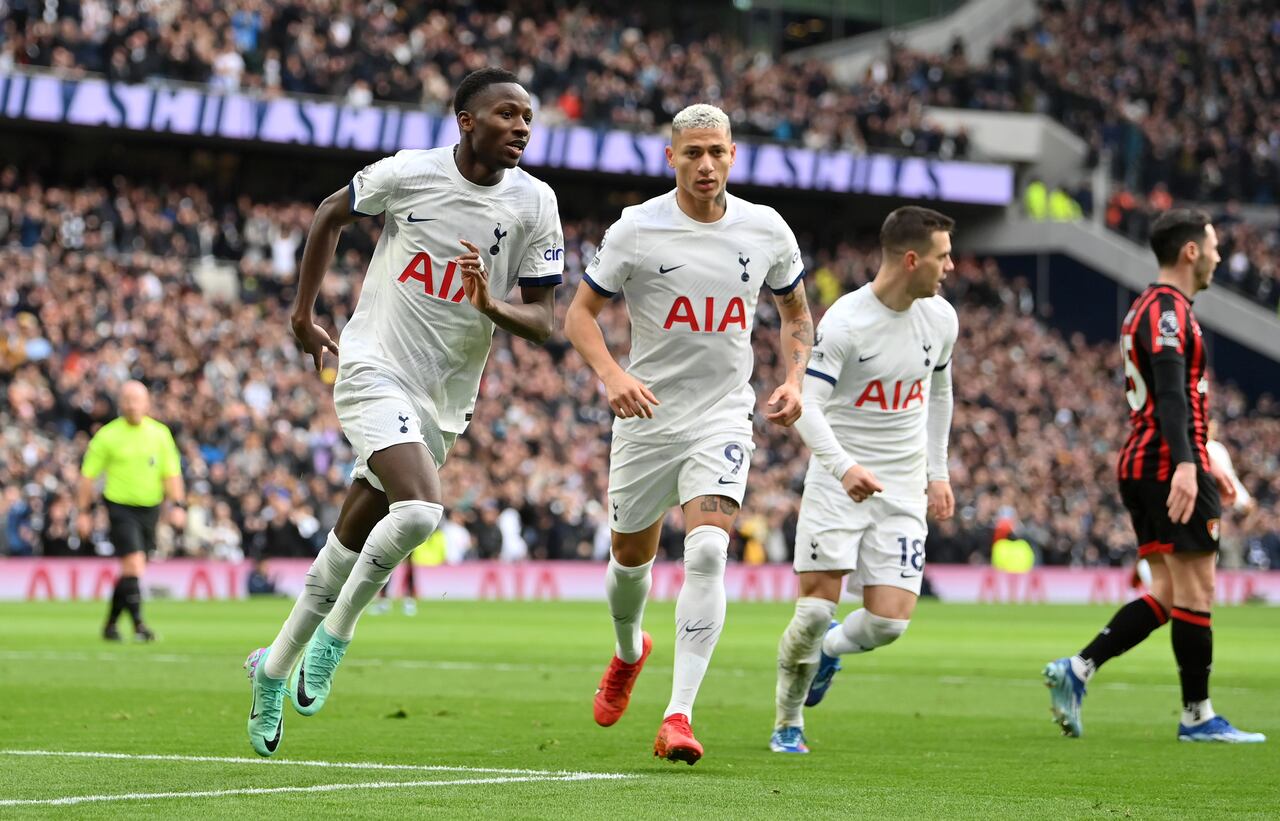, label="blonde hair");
[671,104,731,136]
